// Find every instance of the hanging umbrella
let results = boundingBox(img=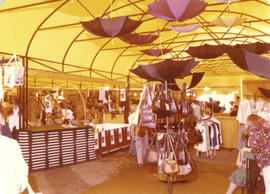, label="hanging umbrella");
[186,44,227,59]
[129,65,164,81]
[212,16,247,28]
[168,23,202,33]
[130,58,199,82]
[80,16,142,38]
[226,46,248,70]
[244,50,270,80]
[168,72,205,91]
[119,33,159,45]
[212,0,241,3]
[187,72,205,89]
[235,42,270,55]
[148,0,208,22]
[258,87,270,99]
[140,49,172,56]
